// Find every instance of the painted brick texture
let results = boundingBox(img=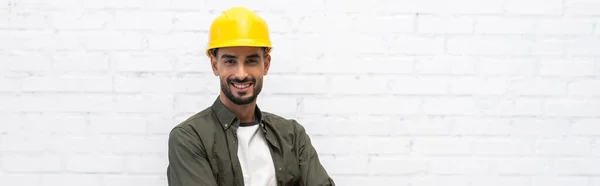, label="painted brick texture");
[1,0,599,186]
